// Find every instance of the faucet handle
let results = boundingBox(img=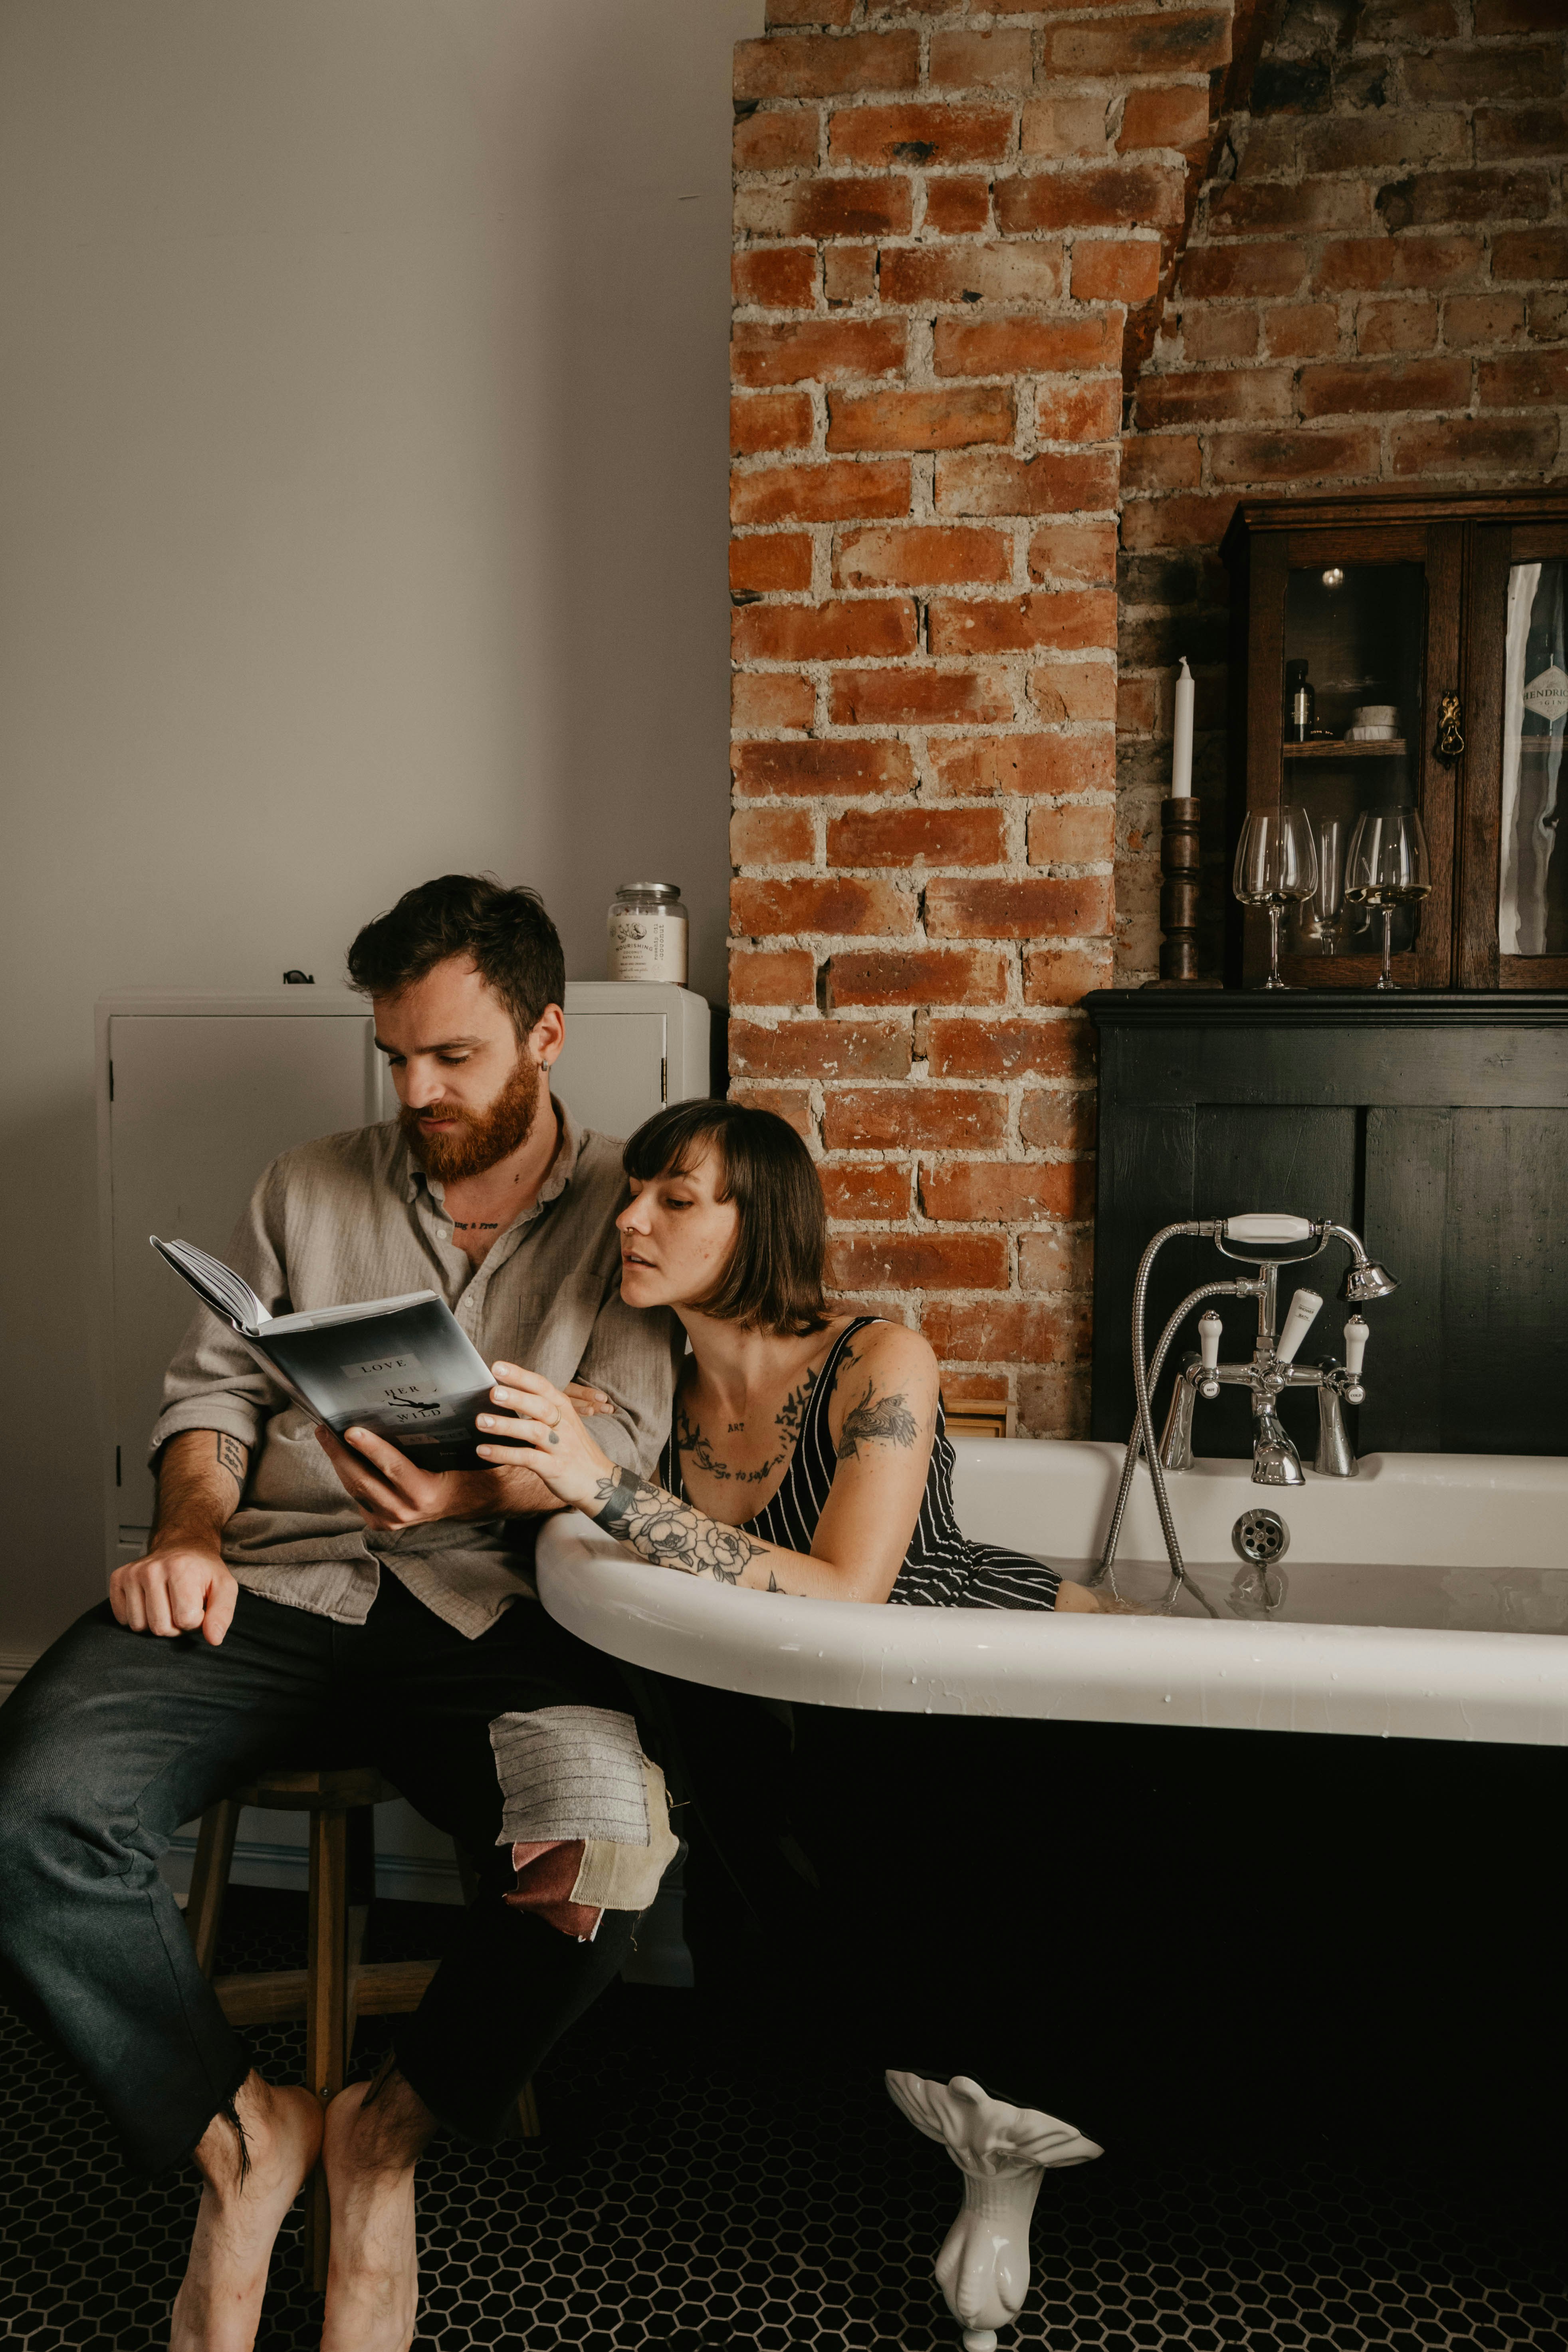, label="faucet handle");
[1342,1313,1369,1401]
[1276,1287,1323,1366]
[1197,1309,1223,1397]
